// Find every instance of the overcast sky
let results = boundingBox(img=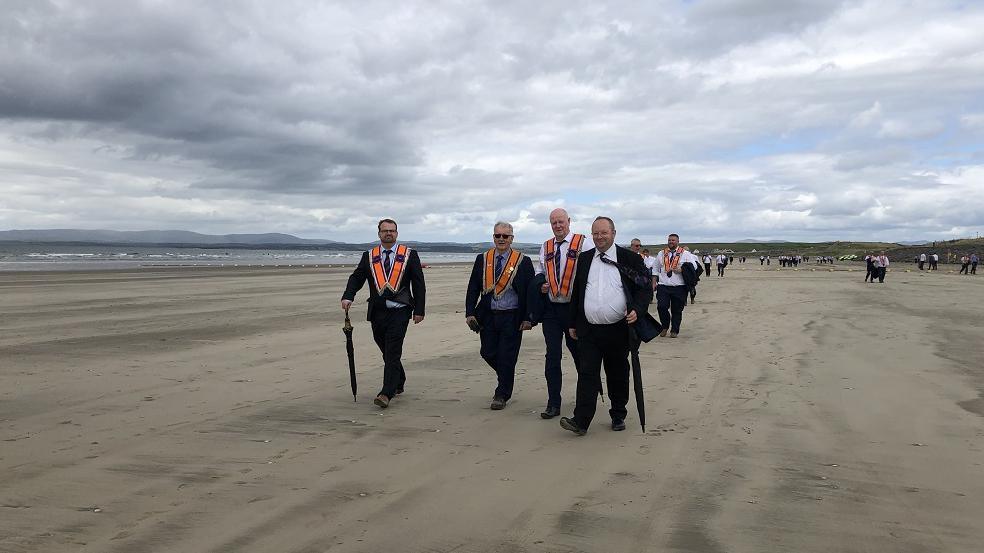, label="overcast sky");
[2,0,983,244]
